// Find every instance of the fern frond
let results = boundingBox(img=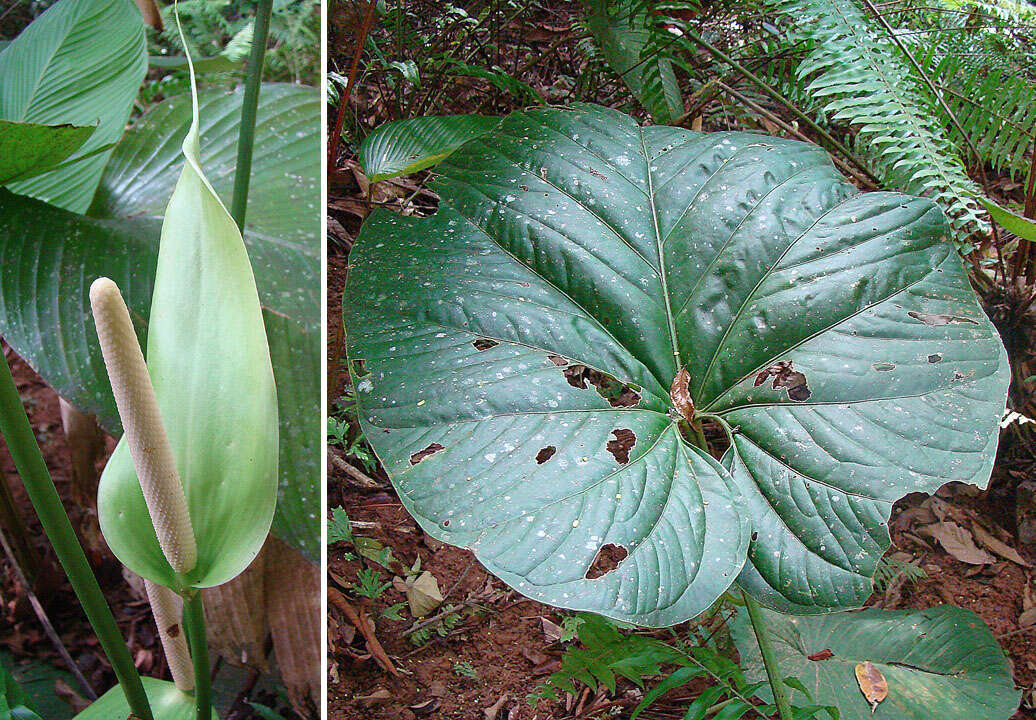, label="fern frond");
[528,614,837,720]
[921,50,1036,180]
[775,0,988,243]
